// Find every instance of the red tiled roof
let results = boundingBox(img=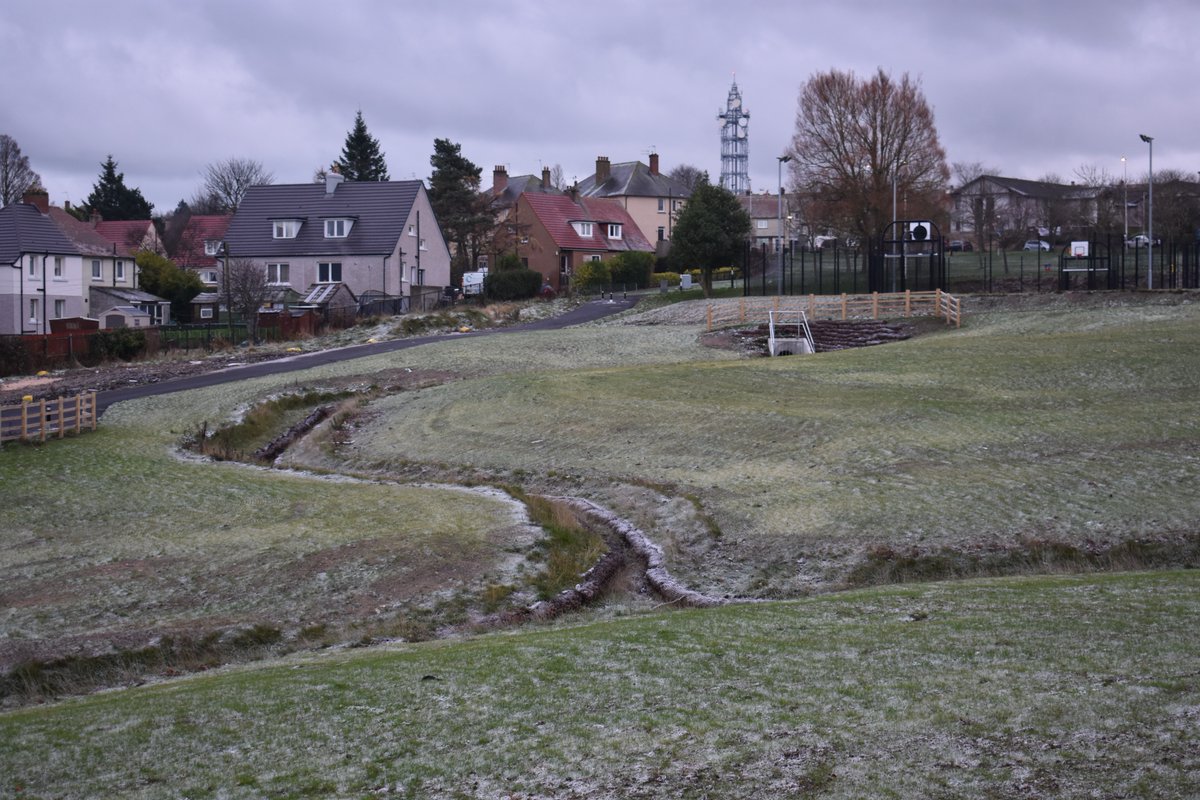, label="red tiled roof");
[523,193,653,253]
[46,207,130,257]
[94,220,152,251]
[175,214,232,268]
